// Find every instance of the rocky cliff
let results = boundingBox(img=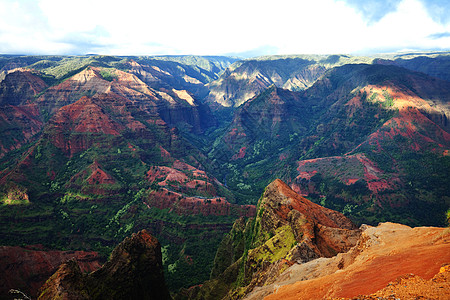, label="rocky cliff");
[207,62,450,226]
[38,230,171,300]
[180,179,361,299]
[0,245,101,299]
[0,70,47,156]
[0,64,248,293]
[248,222,450,300]
[0,53,449,294]
[205,55,374,108]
